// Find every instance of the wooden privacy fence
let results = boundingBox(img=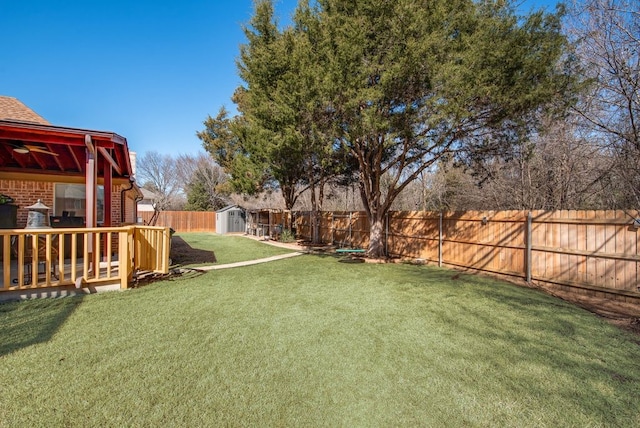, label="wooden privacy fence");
[139,211,216,232]
[293,210,640,301]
